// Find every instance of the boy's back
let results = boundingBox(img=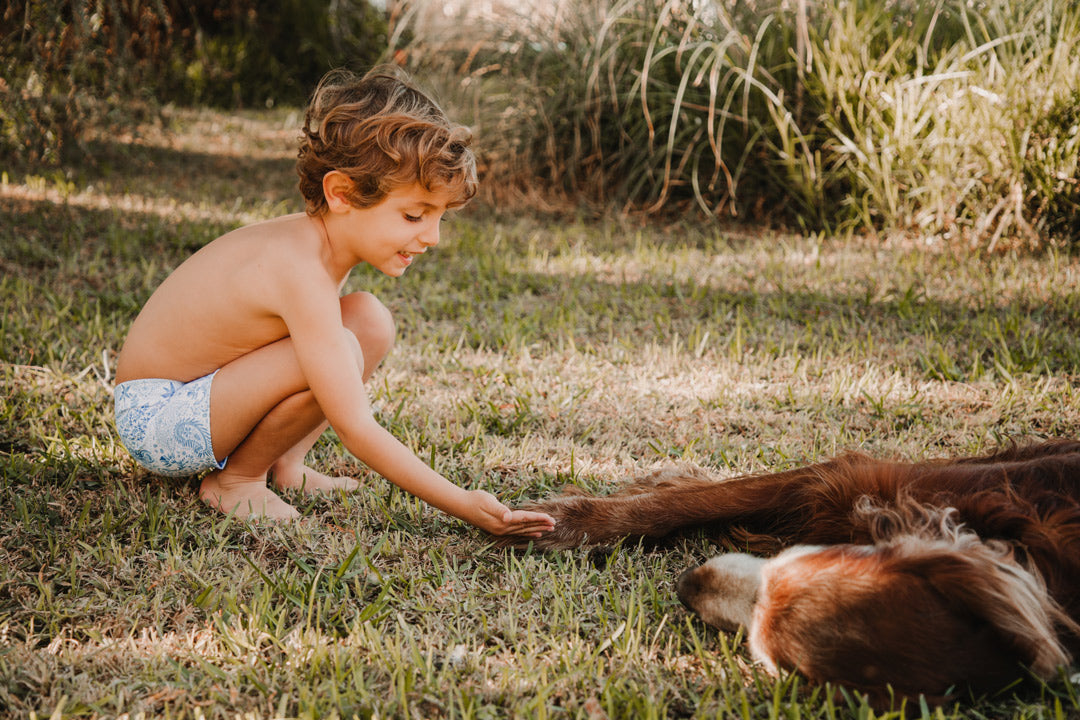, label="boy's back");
[116,213,325,386]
